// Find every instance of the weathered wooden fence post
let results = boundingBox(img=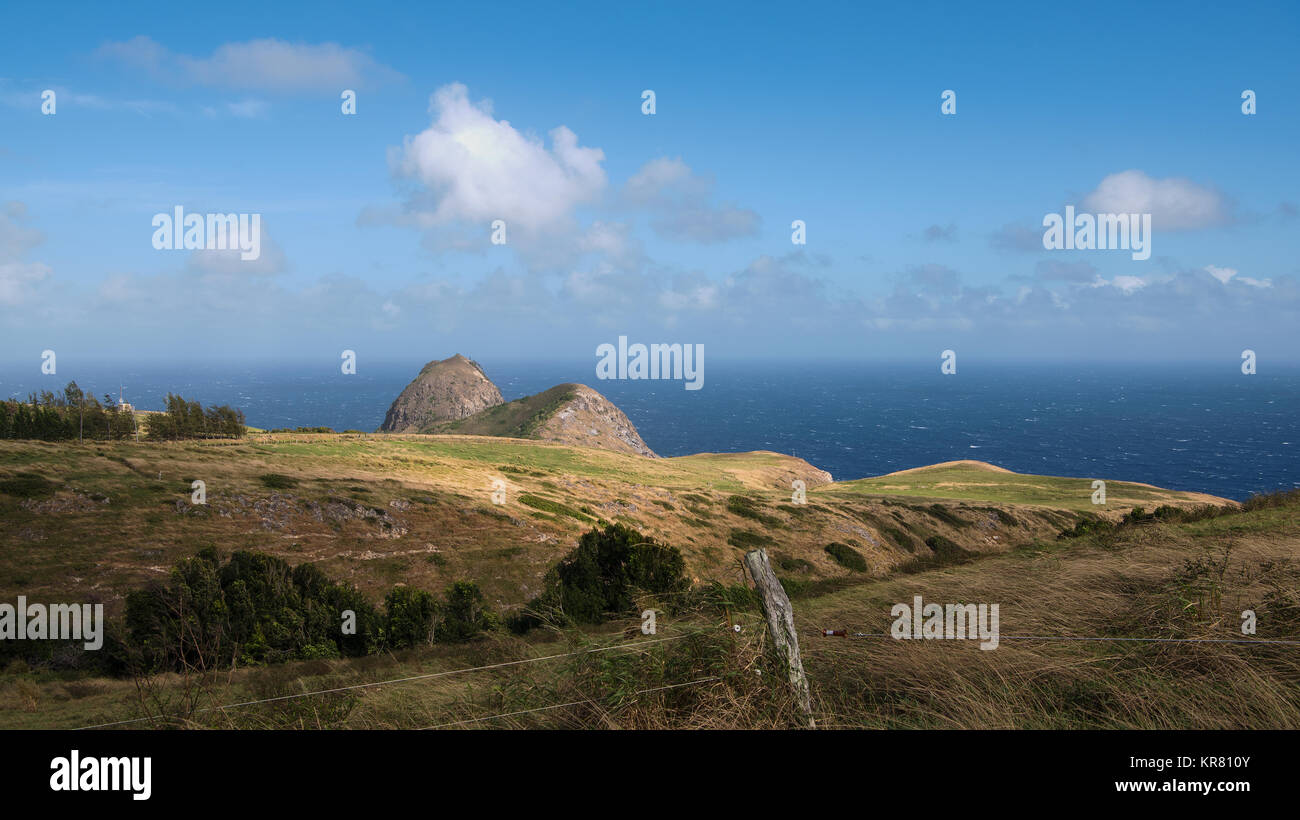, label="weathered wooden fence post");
[744,548,815,729]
